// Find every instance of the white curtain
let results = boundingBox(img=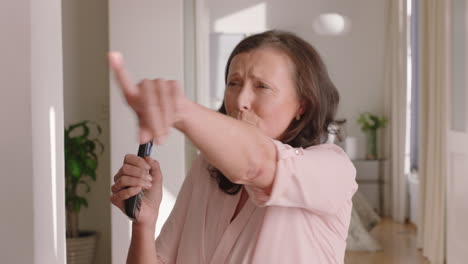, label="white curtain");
[382,0,408,222]
[416,0,448,263]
